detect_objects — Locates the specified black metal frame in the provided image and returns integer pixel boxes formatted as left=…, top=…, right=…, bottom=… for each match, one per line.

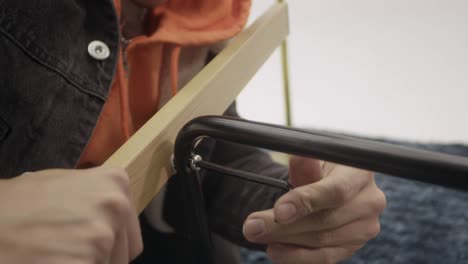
left=173, top=115, right=468, bottom=263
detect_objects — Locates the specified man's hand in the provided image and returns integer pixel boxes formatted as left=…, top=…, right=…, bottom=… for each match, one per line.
left=0, top=167, right=142, bottom=264
left=243, top=156, right=386, bottom=264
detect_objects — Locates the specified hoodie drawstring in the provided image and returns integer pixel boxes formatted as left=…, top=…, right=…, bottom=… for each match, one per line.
left=117, top=48, right=131, bottom=140
left=170, top=44, right=181, bottom=97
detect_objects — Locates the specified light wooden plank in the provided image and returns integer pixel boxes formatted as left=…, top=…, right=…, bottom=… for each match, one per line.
left=104, top=2, right=289, bottom=213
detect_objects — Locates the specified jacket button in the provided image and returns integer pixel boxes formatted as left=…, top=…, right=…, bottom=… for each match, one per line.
left=88, top=40, right=110, bottom=60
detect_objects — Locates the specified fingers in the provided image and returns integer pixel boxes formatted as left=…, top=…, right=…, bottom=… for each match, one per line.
left=244, top=160, right=384, bottom=264
left=243, top=183, right=386, bottom=242
left=100, top=167, right=143, bottom=262
left=91, top=167, right=143, bottom=262
left=286, top=184, right=385, bottom=235
left=243, top=208, right=275, bottom=240
left=274, top=166, right=373, bottom=224
left=90, top=167, right=132, bottom=197
left=127, top=192, right=143, bottom=260
left=108, top=230, right=129, bottom=264
left=273, top=218, right=380, bottom=248
left=9, top=167, right=143, bottom=264
left=245, top=213, right=380, bottom=247
left=289, top=156, right=322, bottom=187
left=267, top=244, right=362, bottom=264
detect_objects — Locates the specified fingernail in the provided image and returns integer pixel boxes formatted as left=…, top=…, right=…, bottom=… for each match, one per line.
left=276, top=203, right=297, bottom=222
left=243, top=219, right=265, bottom=237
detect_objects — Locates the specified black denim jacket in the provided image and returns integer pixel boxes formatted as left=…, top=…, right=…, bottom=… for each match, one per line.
left=0, top=0, right=119, bottom=177
left=0, top=0, right=288, bottom=255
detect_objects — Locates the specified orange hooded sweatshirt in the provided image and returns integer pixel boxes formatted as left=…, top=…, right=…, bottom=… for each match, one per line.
left=78, top=0, right=251, bottom=167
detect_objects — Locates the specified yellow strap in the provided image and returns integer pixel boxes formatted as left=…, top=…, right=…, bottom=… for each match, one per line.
left=278, top=0, right=293, bottom=127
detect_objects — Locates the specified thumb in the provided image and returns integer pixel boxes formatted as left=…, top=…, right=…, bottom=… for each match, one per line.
left=288, top=156, right=322, bottom=187
left=271, top=157, right=322, bottom=224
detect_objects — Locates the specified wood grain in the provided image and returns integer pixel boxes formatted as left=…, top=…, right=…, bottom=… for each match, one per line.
left=104, top=2, right=289, bottom=213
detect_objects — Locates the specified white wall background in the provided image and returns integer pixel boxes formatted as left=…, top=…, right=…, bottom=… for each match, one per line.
left=237, top=0, right=468, bottom=143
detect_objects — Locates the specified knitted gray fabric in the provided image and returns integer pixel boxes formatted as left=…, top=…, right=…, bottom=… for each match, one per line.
left=241, top=144, right=468, bottom=264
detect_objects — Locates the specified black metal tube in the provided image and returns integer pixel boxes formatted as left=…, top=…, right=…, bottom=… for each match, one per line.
left=175, top=116, right=468, bottom=192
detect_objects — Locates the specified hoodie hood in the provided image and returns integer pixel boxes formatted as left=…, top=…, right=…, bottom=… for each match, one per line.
left=77, top=0, right=252, bottom=167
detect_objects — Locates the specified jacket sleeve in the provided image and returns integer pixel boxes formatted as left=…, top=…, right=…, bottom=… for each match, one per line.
left=201, top=102, right=290, bottom=249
